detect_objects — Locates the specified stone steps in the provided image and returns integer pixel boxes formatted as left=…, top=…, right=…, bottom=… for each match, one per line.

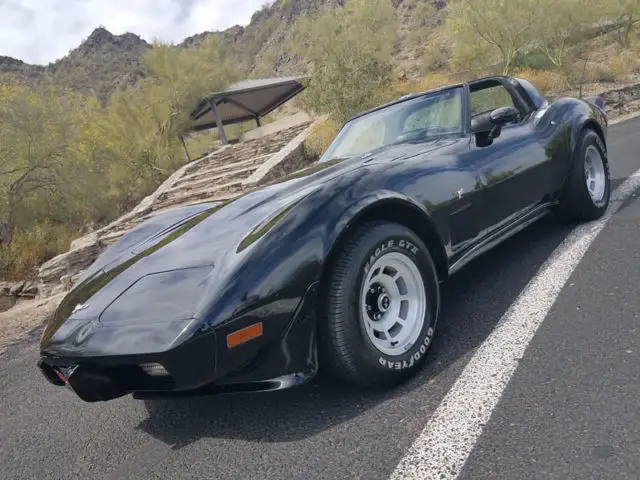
left=182, top=126, right=307, bottom=177
left=171, top=165, right=259, bottom=192
left=153, top=181, right=244, bottom=211
left=173, top=155, right=270, bottom=187
left=186, top=142, right=284, bottom=175
left=154, top=192, right=244, bottom=213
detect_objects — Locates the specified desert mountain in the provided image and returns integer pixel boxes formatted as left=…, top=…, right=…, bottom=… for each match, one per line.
left=0, top=0, right=430, bottom=100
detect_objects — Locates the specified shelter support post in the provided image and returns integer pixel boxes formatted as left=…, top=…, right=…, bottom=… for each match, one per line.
left=208, top=99, right=228, bottom=145
left=178, top=135, right=191, bottom=163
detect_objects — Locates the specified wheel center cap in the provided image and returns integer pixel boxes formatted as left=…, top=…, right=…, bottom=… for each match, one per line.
left=377, top=294, right=391, bottom=313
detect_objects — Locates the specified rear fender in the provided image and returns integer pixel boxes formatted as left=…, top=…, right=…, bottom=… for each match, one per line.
left=584, top=95, right=605, bottom=113
left=546, top=98, right=608, bottom=191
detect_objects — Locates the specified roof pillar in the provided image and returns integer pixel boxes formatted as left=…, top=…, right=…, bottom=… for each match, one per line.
left=208, top=99, right=228, bottom=145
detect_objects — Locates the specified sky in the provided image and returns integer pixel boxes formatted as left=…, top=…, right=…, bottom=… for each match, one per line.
left=0, top=0, right=272, bottom=65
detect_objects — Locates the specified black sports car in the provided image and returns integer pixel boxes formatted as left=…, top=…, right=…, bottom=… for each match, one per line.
left=38, top=75, right=610, bottom=402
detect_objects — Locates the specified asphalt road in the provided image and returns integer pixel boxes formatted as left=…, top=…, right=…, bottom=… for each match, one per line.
left=1, top=117, right=639, bottom=480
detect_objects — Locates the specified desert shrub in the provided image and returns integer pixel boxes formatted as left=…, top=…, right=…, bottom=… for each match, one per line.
left=379, top=72, right=458, bottom=101
left=512, top=52, right=557, bottom=71
left=291, top=0, right=398, bottom=125
left=415, top=72, right=459, bottom=91
left=610, top=54, right=634, bottom=78
left=513, top=68, right=570, bottom=94
left=0, top=38, right=238, bottom=281
left=445, top=0, right=547, bottom=74
left=586, top=63, right=618, bottom=83
left=0, top=223, right=74, bottom=280
left=577, top=50, right=637, bottom=84
left=304, top=118, right=341, bottom=158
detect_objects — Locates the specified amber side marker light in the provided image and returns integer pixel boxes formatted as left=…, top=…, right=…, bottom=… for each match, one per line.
left=227, top=322, right=264, bottom=348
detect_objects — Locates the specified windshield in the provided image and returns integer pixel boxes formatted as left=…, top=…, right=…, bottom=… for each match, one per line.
left=320, top=86, right=464, bottom=162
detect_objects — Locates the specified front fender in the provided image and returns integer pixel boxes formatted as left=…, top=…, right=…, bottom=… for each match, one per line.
left=323, top=190, right=444, bottom=268
left=330, top=190, right=434, bottom=242
left=194, top=175, right=446, bottom=344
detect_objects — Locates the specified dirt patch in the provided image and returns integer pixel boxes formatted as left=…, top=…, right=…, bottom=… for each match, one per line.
left=0, top=293, right=65, bottom=356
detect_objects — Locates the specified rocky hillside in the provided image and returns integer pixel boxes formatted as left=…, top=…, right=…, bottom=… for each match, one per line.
left=0, top=0, right=434, bottom=99
left=0, top=27, right=150, bottom=100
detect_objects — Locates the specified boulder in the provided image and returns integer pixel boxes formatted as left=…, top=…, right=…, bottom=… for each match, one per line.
left=38, top=233, right=103, bottom=287
left=9, top=281, right=24, bottom=296
left=20, top=281, right=38, bottom=298
left=60, top=274, right=73, bottom=291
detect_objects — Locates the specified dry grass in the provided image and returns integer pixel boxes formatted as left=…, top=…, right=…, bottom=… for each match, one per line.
left=573, top=39, right=640, bottom=85
left=0, top=224, right=75, bottom=281
left=304, top=118, right=341, bottom=158
left=512, top=68, right=570, bottom=95
left=387, top=72, right=459, bottom=97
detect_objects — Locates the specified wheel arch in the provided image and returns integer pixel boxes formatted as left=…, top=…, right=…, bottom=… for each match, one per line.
left=570, top=115, right=607, bottom=161
left=581, top=119, right=607, bottom=152
left=320, top=197, right=449, bottom=288
left=561, top=117, right=607, bottom=189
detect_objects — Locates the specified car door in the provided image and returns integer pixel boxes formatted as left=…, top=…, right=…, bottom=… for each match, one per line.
left=467, top=79, right=550, bottom=234
left=400, top=87, right=486, bottom=251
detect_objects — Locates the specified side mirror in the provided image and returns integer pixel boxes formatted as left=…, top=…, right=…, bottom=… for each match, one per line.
left=488, top=106, right=519, bottom=139
left=490, top=106, right=519, bottom=126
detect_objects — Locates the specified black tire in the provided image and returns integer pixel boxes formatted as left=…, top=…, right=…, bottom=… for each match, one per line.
left=318, top=221, right=440, bottom=388
left=557, top=129, right=610, bottom=221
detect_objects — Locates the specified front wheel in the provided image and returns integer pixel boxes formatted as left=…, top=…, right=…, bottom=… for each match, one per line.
left=318, top=222, right=440, bottom=388
left=557, top=129, right=611, bottom=221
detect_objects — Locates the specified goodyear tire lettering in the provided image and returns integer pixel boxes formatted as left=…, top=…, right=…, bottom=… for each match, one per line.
left=364, top=238, right=418, bottom=275
left=377, top=327, right=434, bottom=371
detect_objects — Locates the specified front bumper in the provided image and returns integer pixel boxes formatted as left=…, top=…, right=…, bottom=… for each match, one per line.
left=38, top=330, right=218, bottom=402
left=37, top=282, right=321, bottom=402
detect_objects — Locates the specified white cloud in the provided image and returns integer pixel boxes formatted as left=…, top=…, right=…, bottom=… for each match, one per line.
left=0, top=0, right=273, bottom=65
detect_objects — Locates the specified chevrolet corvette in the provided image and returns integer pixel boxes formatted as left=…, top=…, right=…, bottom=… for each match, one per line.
left=38, top=75, right=610, bottom=402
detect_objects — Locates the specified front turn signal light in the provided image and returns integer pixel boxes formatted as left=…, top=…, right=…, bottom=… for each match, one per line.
left=227, top=322, right=263, bottom=348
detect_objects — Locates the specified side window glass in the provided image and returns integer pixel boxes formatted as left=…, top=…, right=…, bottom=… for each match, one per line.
left=470, top=85, right=516, bottom=116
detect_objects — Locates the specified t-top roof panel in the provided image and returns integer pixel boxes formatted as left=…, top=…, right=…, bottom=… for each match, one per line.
left=190, top=76, right=308, bottom=132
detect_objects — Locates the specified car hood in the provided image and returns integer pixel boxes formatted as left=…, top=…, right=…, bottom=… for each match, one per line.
left=40, top=139, right=451, bottom=355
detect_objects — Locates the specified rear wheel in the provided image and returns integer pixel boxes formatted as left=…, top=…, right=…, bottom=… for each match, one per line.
left=318, top=222, right=440, bottom=388
left=557, top=129, right=610, bottom=221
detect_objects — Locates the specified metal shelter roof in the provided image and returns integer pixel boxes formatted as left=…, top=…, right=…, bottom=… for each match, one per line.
left=189, top=76, right=308, bottom=137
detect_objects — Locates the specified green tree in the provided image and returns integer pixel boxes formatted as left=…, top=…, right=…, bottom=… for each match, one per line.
left=0, top=80, right=79, bottom=242
left=292, top=0, right=398, bottom=125
left=446, top=0, right=545, bottom=74
left=604, top=0, right=640, bottom=47
left=537, top=0, right=599, bottom=68
left=142, top=36, right=240, bottom=140
left=0, top=36, right=245, bottom=279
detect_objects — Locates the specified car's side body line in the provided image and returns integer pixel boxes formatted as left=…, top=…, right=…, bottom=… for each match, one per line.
left=448, top=201, right=556, bottom=275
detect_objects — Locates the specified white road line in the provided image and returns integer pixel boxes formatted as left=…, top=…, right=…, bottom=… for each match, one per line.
left=390, top=169, right=640, bottom=480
